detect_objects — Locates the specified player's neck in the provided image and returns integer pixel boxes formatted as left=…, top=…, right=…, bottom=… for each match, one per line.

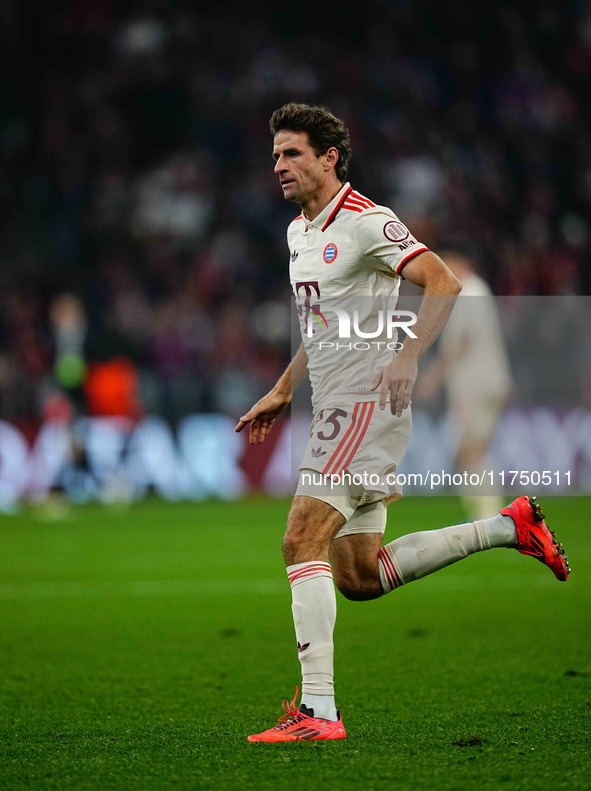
left=301, top=180, right=344, bottom=222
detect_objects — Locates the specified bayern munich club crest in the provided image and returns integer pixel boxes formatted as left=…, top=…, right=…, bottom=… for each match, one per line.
left=383, top=220, right=410, bottom=243
left=323, top=243, right=338, bottom=263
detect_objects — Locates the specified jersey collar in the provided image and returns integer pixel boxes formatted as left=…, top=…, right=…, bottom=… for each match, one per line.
left=305, top=182, right=352, bottom=232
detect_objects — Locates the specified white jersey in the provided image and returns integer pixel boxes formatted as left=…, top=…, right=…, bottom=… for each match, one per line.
left=288, top=182, right=429, bottom=411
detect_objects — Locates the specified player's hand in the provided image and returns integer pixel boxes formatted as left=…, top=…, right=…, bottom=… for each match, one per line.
left=371, top=357, right=418, bottom=417
left=234, top=390, right=291, bottom=445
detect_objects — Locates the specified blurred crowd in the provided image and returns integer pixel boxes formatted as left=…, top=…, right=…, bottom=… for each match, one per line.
left=1, top=1, right=590, bottom=428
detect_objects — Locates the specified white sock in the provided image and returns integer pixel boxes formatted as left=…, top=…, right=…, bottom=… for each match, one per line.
left=378, top=519, right=491, bottom=592
left=483, top=513, right=517, bottom=548
left=286, top=561, right=338, bottom=721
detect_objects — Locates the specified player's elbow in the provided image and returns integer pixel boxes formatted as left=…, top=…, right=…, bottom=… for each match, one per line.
left=431, top=268, right=462, bottom=297
left=434, top=252, right=463, bottom=295
left=447, top=271, right=463, bottom=296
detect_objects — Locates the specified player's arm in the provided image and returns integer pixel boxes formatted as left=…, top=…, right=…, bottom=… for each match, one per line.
left=234, top=343, right=309, bottom=445
left=371, top=250, right=462, bottom=416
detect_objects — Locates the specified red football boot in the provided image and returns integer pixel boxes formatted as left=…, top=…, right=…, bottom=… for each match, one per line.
left=248, top=686, right=346, bottom=742
left=501, top=495, right=570, bottom=581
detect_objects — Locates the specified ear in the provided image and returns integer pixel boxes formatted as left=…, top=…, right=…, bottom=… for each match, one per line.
left=323, top=146, right=339, bottom=171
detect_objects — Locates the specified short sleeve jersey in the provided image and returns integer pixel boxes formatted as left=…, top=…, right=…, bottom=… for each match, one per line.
left=288, top=182, right=429, bottom=411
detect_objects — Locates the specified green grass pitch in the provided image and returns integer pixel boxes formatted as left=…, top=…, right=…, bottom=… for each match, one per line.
left=0, top=495, right=589, bottom=790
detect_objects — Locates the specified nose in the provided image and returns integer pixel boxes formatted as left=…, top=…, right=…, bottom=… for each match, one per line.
left=274, top=156, right=285, bottom=174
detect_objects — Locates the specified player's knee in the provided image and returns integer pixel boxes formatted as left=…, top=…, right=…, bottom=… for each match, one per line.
left=282, top=498, right=340, bottom=564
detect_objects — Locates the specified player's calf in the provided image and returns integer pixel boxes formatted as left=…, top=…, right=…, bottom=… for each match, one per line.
left=330, top=533, right=384, bottom=600
left=333, top=571, right=383, bottom=601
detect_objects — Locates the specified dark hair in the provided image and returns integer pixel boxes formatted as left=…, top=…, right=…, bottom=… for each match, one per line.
left=269, top=102, right=352, bottom=182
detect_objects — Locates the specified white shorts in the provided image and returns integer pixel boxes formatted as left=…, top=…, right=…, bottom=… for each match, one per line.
left=295, top=400, right=412, bottom=526
left=296, top=472, right=390, bottom=538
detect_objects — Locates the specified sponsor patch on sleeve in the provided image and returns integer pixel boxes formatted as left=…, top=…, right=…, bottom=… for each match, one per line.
left=383, top=220, right=410, bottom=243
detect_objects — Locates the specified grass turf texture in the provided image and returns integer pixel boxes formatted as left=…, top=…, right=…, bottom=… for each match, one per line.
left=0, top=495, right=589, bottom=791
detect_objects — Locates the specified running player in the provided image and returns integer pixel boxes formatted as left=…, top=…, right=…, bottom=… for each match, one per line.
left=235, top=103, right=570, bottom=743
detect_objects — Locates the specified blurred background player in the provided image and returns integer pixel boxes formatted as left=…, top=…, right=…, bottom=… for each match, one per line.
left=417, top=248, right=513, bottom=519
left=40, top=293, right=144, bottom=508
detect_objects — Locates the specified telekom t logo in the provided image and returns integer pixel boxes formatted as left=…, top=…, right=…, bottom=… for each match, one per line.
left=295, top=281, right=327, bottom=336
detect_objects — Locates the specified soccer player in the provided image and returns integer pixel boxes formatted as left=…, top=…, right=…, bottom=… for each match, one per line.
left=235, top=103, right=569, bottom=743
